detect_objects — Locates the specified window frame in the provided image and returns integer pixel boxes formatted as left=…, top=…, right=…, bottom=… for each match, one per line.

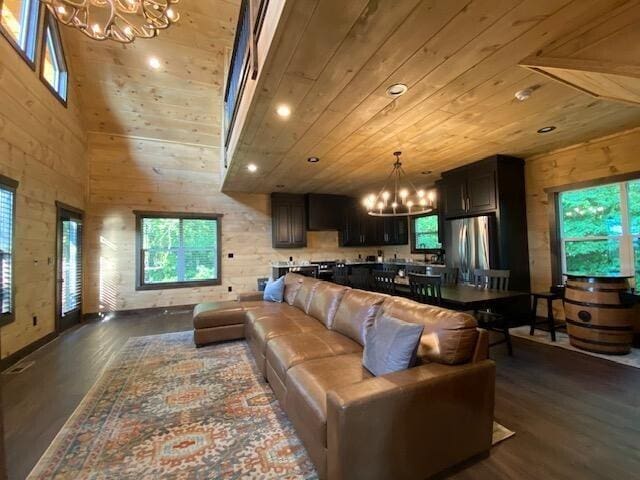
left=134, top=211, right=223, bottom=291
left=0, top=0, right=41, bottom=69
left=547, top=171, right=640, bottom=286
left=39, top=8, right=68, bottom=107
left=410, top=211, right=443, bottom=254
left=0, top=174, right=19, bottom=326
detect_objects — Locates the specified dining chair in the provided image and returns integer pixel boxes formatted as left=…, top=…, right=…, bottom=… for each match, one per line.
left=349, top=267, right=371, bottom=291
left=372, top=270, right=396, bottom=295
left=472, top=268, right=513, bottom=356
left=405, top=264, right=426, bottom=275
left=473, top=269, right=510, bottom=290
left=409, top=274, right=442, bottom=306
left=426, top=266, right=459, bottom=286
left=332, top=264, right=349, bottom=286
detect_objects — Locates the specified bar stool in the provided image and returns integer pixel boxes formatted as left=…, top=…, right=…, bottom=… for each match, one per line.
left=530, top=288, right=564, bottom=341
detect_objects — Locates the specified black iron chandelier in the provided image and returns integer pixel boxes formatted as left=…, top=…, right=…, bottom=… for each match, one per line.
left=362, top=151, right=435, bottom=217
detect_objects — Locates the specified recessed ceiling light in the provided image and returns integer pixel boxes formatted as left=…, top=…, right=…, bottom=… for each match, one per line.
left=276, top=104, right=291, bottom=118
left=307, top=157, right=320, bottom=163
left=421, top=170, right=432, bottom=175
left=537, top=126, right=556, bottom=134
left=247, top=163, right=258, bottom=172
left=515, top=88, right=533, bottom=101
left=386, top=83, right=408, bottom=98
left=276, top=184, right=285, bottom=188
left=148, top=56, right=161, bottom=70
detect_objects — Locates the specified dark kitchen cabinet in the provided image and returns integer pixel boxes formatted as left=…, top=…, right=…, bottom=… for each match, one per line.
left=439, top=160, right=497, bottom=219
left=271, top=193, right=307, bottom=248
left=340, top=199, right=408, bottom=247
left=306, top=194, right=347, bottom=231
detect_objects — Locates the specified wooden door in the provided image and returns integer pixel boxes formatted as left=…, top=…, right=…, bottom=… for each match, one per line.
left=56, top=204, right=84, bottom=333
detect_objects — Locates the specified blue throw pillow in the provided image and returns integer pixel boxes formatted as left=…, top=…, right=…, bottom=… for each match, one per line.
left=363, top=314, right=424, bottom=376
left=263, top=276, right=285, bottom=302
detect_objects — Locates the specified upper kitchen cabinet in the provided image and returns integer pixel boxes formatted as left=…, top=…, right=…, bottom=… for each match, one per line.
left=306, top=194, right=347, bottom=231
left=439, top=156, right=510, bottom=219
left=340, top=199, right=408, bottom=247
left=440, top=161, right=497, bottom=218
left=271, top=193, right=306, bottom=248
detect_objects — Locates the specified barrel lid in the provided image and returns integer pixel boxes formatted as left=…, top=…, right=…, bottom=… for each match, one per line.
left=564, top=273, right=633, bottom=283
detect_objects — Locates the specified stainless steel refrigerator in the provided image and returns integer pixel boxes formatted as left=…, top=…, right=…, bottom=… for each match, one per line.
left=446, top=215, right=495, bottom=284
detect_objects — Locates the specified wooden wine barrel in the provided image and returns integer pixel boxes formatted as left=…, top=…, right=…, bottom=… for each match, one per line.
left=564, top=274, right=635, bottom=355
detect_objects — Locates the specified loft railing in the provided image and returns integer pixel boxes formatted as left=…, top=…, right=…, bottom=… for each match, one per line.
left=223, top=0, right=269, bottom=165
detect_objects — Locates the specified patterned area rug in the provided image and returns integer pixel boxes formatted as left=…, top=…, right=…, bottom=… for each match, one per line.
left=29, top=331, right=514, bottom=479
left=28, top=332, right=317, bottom=479
left=510, top=326, right=640, bottom=369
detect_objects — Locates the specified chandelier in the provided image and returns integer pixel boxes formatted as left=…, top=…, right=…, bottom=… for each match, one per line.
left=362, top=151, right=435, bottom=217
left=41, top=0, right=180, bottom=43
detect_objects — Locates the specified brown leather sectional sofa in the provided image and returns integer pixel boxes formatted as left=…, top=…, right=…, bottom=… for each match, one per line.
left=193, top=273, right=495, bottom=480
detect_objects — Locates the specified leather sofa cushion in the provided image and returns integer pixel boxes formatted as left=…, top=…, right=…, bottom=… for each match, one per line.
left=307, top=282, right=349, bottom=328
left=332, top=289, right=386, bottom=345
left=267, top=330, right=362, bottom=386
left=378, top=297, right=478, bottom=365
left=286, top=353, right=373, bottom=448
left=249, top=315, right=325, bottom=356
left=244, top=302, right=300, bottom=326
left=193, top=301, right=245, bottom=329
left=292, top=277, right=320, bottom=313
left=284, top=273, right=305, bottom=305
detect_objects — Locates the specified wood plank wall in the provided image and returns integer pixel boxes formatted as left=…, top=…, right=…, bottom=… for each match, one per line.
left=0, top=39, right=87, bottom=359
left=85, top=132, right=374, bottom=313
left=525, top=127, right=640, bottom=318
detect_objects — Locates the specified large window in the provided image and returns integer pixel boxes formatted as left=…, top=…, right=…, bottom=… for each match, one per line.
left=0, top=175, right=18, bottom=325
left=135, top=212, right=222, bottom=290
left=559, top=179, right=640, bottom=286
left=411, top=213, right=441, bottom=253
left=0, top=0, right=40, bottom=66
left=40, top=10, right=67, bottom=104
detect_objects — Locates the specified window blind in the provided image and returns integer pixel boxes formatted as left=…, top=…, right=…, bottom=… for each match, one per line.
left=0, top=185, right=15, bottom=317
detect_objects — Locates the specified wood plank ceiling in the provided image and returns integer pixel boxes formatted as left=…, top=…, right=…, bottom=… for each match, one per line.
left=61, top=0, right=240, bottom=147
left=223, top=0, right=640, bottom=195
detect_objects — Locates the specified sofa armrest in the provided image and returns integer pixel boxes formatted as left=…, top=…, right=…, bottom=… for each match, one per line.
left=326, top=360, right=495, bottom=480
left=236, top=291, right=263, bottom=302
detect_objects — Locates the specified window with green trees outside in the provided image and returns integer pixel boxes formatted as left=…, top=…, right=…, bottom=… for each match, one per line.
left=136, top=212, right=221, bottom=289
left=413, top=214, right=441, bottom=251
left=559, top=179, right=640, bottom=287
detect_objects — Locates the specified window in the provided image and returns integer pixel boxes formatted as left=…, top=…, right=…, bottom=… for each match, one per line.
left=135, top=212, right=222, bottom=290
left=559, top=179, right=640, bottom=287
left=40, top=10, right=68, bottom=104
left=411, top=213, right=441, bottom=253
left=0, top=175, right=18, bottom=325
left=0, top=0, right=39, bottom=66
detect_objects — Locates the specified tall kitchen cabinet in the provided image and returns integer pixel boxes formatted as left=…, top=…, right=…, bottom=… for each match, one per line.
left=437, top=155, right=530, bottom=292
left=271, top=193, right=307, bottom=248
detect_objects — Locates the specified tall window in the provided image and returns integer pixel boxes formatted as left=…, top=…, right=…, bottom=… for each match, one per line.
left=0, top=0, right=39, bottom=65
left=559, top=179, right=640, bottom=286
left=135, top=212, right=222, bottom=290
left=411, top=213, right=441, bottom=253
left=0, top=175, right=18, bottom=325
left=40, top=11, right=67, bottom=103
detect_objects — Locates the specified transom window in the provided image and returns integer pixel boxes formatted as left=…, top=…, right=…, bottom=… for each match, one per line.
left=0, top=175, right=18, bottom=325
left=135, top=212, right=222, bottom=290
left=559, top=179, right=640, bottom=287
left=41, top=10, right=68, bottom=103
left=0, top=0, right=40, bottom=65
left=411, top=213, right=441, bottom=252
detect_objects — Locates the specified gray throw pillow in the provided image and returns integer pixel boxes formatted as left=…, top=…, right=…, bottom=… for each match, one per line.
left=363, top=314, right=424, bottom=376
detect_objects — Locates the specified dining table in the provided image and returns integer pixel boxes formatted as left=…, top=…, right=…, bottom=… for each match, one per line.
left=394, top=275, right=530, bottom=311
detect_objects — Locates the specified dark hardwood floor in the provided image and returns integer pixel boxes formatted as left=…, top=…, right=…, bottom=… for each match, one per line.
left=2, top=310, right=639, bottom=480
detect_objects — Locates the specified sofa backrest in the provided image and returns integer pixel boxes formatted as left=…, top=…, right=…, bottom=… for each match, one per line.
left=332, top=289, right=386, bottom=345
left=377, top=297, right=479, bottom=365
left=292, top=277, right=320, bottom=313
left=283, top=273, right=305, bottom=305
left=307, top=281, right=349, bottom=328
